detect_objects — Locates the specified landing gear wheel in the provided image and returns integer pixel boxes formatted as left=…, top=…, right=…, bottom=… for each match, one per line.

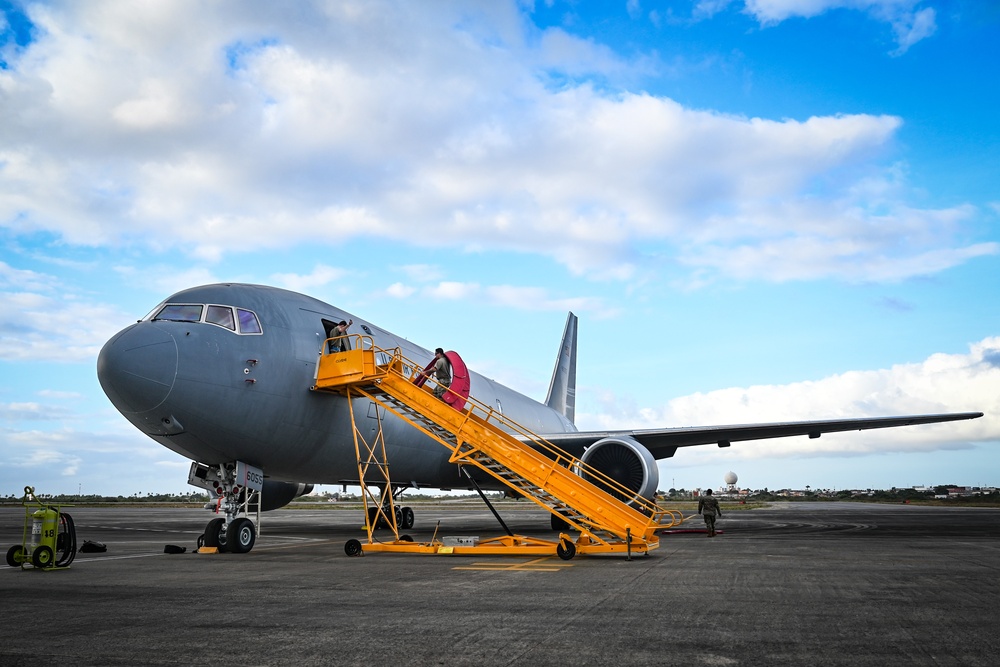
left=368, top=507, right=391, bottom=530
left=226, top=518, right=256, bottom=554
left=203, top=518, right=229, bottom=552
left=345, top=539, right=363, bottom=557
left=32, top=545, right=54, bottom=568
left=401, top=506, right=415, bottom=529
left=551, top=513, right=570, bottom=531
left=556, top=538, right=576, bottom=561
left=6, top=545, right=25, bottom=567
left=196, top=534, right=204, bottom=549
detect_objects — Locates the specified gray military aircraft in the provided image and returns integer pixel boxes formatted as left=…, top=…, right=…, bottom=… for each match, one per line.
left=96, top=283, right=983, bottom=553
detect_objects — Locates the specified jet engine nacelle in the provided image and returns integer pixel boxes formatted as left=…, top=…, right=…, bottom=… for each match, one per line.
left=579, top=436, right=659, bottom=504
left=257, top=481, right=314, bottom=511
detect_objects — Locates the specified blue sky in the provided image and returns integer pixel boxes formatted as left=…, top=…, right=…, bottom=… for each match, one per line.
left=1, top=0, right=997, bottom=497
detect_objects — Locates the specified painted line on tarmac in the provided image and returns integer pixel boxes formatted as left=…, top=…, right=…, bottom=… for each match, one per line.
left=453, top=557, right=574, bottom=572
left=250, top=538, right=339, bottom=552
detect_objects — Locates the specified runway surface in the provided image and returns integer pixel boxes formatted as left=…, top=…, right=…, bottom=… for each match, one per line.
left=1, top=501, right=998, bottom=666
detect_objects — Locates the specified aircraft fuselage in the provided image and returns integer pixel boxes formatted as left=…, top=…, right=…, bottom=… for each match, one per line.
left=97, top=283, right=576, bottom=490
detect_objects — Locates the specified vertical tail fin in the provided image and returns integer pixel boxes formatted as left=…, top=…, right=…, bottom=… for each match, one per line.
left=545, top=312, right=578, bottom=424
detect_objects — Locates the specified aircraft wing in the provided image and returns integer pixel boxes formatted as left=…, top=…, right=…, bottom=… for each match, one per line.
left=539, top=412, right=984, bottom=460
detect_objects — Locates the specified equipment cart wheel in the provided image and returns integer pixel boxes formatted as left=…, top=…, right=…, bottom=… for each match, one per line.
left=556, top=538, right=576, bottom=561
left=345, top=539, right=363, bottom=557
left=6, top=544, right=25, bottom=567
left=226, top=517, right=256, bottom=554
left=32, top=545, right=54, bottom=568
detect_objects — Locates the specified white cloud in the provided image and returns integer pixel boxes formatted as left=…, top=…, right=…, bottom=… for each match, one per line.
left=0, top=1, right=976, bottom=287
left=425, top=281, right=481, bottom=300
left=112, top=265, right=222, bottom=298
left=385, top=282, right=418, bottom=299
left=582, top=336, right=1000, bottom=459
left=271, top=264, right=349, bottom=291
left=484, top=285, right=611, bottom=314
left=0, top=402, right=49, bottom=420
left=742, top=1, right=937, bottom=54
left=382, top=279, right=613, bottom=315
left=0, top=261, right=59, bottom=291
left=694, top=0, right=736, bottom=19
left=0, top=290, right=128, bottom=361
left=889, top=6, right=936, bottom=56
left=398, top=264, right=445, bottom=283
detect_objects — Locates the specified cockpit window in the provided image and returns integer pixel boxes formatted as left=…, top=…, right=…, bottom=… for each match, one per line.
left=149, top=302, right=262, bottom=335
left=237, top=309, right=262, bottom=334
left=206, top=305, right=236, bottom=331
left=153, top=304, right=204, bottom=322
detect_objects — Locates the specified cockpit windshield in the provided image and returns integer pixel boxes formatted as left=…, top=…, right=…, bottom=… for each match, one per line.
left=150, top=303, right=263, bottom=335
left=154, top=304, right=203, bottom=323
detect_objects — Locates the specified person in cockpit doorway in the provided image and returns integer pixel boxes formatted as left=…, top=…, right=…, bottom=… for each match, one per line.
left=697, top=488, right=722, bottom=537
left=425, top=347, right=452, bottom=399
left=329, top=319, right=353, bottom=353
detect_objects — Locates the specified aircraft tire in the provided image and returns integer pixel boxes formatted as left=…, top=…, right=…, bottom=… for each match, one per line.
left=345, top=539, right=363, bottom=557
left=368, top=507, right=390, bottom=530
left=551, top=513, right=570, bottom=531
left=401, top=506, right=414, bottom=529
left=203, top=518, right=229, bottom=551
left=226, top=518, right=256, bottom=554
left=6, top=544, right=24, bottom=567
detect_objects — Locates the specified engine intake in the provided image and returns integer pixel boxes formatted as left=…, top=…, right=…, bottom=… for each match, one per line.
left=579, top=436, right=659, bottom=504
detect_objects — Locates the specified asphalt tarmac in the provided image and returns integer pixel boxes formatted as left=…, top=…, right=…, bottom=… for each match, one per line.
left=1, top=501, right=997, bottom=666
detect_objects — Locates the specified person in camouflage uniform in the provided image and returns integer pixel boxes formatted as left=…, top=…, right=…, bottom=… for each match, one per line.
left=697, top=488, right=722, bottom=537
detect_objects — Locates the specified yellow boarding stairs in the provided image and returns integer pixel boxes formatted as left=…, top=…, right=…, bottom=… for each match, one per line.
left=311, top=335, right=684, bottom=559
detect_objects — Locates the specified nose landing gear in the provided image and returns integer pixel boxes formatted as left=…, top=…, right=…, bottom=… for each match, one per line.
left=190, top=462, right=261, bottom=554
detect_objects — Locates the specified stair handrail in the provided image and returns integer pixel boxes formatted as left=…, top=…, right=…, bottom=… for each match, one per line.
left=367, top=345, right=671, bottom=527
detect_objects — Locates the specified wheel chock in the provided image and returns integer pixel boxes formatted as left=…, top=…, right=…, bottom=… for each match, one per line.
left=196, top=546, right=219, bottom=554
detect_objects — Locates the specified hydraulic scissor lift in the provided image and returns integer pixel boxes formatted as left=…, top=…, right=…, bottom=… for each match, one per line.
left=311, top=336, right=684, bottom=559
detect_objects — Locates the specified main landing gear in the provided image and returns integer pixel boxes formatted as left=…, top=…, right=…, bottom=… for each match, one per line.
left=366, top=486, right=415, bottom=530
left=367, top=505, right=415, bottom=530
left=189, top=461, right=261, bottom=554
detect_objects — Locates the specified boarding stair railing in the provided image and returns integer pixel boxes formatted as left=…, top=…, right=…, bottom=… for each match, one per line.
left=311, top=336, right=680, bottom=554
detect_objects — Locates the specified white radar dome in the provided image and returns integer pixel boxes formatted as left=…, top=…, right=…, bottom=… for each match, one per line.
left=724, top=471, right=738, bottom=485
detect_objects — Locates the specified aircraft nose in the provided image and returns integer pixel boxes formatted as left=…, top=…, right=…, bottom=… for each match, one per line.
left=97, top=323, right=178, bottom=413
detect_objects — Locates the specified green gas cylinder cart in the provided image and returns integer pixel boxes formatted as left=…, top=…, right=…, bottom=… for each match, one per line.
left=5, top=486, right=77, bottom=570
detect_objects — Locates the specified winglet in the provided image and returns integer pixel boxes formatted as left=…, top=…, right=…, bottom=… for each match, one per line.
left=545, top=312, right=578, bottom=424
